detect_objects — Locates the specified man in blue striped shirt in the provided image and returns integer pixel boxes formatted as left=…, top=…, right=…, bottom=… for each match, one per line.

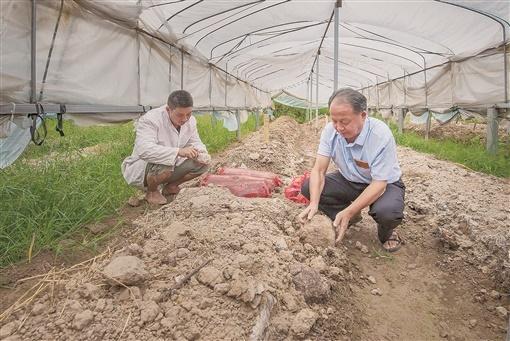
left=298, top=88, right=405, bottom=252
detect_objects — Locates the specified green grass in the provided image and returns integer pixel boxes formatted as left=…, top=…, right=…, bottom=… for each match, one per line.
left=384, top=119, right=510, bottom=178
left=196, top=112, right=259, bottom=153
left=274, top=101, right=328, bottom=123
left=0, top=113, right=260, bottom=267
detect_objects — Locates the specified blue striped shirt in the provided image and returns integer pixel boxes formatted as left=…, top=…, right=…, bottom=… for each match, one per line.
left=317, top=117, right=401, bottom=184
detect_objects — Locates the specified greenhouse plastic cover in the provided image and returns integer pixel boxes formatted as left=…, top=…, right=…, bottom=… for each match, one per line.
left=1, top=0, right=508, bottom=116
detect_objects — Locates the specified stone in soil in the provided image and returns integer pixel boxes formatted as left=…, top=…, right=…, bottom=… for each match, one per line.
left=292, top=266, right=331, bottom=303
left=299, top=215, right=335, bottom=248
left=72, top=310, right=94, bottom=330
left=291, top=308, right=318, bottom=338
left=495, top=306, right=508, bottom=318
left=370, top=288, right=382, bottom=296
left=197, top=266, right=223, bottom=287
left=102, top=255, right=148, bottom=286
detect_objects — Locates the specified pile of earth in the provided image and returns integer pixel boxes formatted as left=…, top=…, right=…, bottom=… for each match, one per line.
left=0, top=185, right=364, bottom=341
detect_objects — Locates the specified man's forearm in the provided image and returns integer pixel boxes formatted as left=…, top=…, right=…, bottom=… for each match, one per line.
left=309, top=168, right=325, bottom=207
left=346, top=181, right=386, bottom=214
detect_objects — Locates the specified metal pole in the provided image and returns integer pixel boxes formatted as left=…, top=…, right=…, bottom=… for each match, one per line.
left=424, top=59, right=428, bottom=108
left=30, top=0, right=36, bottom=103
left=136, top=27, right=141, bottom=106
left=225, top=62, right=228, bottom=107
left=208, top=66, right=212, bottom=107
left=403, top=70, right=407, bottom=107
left=309, top=78, right=313, bottom=122
left=306, top=78, right=309, bottom=121
left=503, top=31, right=508, bottom=104
left=486, top=107, right=498, bottom=154
left=425, top=110, right=432, bottom=140
left=315, top=52, right=320, bottom=123
left=235, top=110, right=241, bottom=141
left=398, top=108, right=405, bottom=134
left=255, top=110, right=259, bottom=130
left=169, top=46, right=172, bottom=92
left=376, top=77, right=380, bottom=111
left=333, top=2, right=340, bottom=91
left=180, top=49, right=184, bottom=90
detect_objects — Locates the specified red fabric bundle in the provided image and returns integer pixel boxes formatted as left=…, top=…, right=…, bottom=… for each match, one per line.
left=284, top=171, right=310, bottom=204
left=217, top=167, right=283, bottom=187
left=201, top=174, right=271, bottom=198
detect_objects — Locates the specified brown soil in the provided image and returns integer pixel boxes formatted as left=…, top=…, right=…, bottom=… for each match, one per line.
left=406, top=119, right=509, bottom=145
left=1, top=116, right=508, bottom=341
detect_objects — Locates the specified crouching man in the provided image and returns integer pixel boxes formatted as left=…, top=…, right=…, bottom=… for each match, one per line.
left=122, top=90, right=210, bottom=205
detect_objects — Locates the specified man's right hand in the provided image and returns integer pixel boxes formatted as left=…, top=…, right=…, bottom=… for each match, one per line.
left=298, top=204, right=318, bottom=224
left=178, top=147, right=199, bottom=159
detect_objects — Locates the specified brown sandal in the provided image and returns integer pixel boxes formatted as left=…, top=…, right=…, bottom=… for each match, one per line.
left=382, top=232, right=404, bottom=253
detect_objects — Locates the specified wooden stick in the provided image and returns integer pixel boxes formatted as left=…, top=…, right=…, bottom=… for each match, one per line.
left=249, top=293, right=276, bottom=341
left=161, top=259, right=211, bottom=301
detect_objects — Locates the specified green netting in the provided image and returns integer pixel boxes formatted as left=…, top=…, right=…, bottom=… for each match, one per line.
left=272, top=91, right=327, bottom=110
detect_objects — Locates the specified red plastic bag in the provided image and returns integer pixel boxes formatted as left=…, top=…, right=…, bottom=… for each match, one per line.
left=201, top=174, right=271, bottom=198
left=217, top=167, right=282, bottom=187
left=284, top=171, right=310, bottom=204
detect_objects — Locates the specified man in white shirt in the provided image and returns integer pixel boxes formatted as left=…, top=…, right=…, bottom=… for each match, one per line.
left=298, top=88, right=405, bottom=252
left=122, top=90, right=210, bottom=205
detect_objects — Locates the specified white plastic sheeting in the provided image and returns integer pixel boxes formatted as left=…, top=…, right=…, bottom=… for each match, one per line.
left=0, top=0, right=508, bottom=112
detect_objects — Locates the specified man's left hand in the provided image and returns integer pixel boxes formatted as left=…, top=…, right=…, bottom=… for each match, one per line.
left=333, top=209, right=353, bottom=244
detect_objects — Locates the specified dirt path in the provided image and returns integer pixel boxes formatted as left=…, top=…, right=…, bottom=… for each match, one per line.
left=1, top=116, right=508, bottom=341
left=293, top=118, right=509, bottom=340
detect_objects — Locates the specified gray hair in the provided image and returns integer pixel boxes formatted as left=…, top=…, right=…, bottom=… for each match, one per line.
left=167, top=90, right=193, bottom=109
left=328, top=88, right=367, bottom=114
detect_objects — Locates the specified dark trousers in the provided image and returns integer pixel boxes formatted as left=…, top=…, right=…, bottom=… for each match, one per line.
left=301, top=171, right=405, bottom=243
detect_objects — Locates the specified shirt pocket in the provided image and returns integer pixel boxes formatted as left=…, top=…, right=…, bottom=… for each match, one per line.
left=354, top=159, right=371, bottom=177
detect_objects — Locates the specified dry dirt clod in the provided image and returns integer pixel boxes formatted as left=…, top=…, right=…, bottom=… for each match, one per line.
left=370, top=288, right=382, bottom=296
left=291, top=308, right=318, bottom=338
left=140, top=301, right=160, bottom=324
left=102, top=255, right=148, bottom=286
left=292, top=266, right=331, bottom=303
left=72, top=310, right=94, bottom=330
left=0, top=321, right=18, bottom=338
left=299, top=215, right=335, bottom=248
left=495, top=306, right=508, bottom=318
left=197, top=266, right=223, bottom=287
left=438, top=321, right=449, bottom=338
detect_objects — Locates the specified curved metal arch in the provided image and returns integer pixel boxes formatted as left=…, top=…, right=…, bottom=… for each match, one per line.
left=341, top=42, right=423, bottom=69
left=245, top=64, right=273, bottom=79
left=343, top=22, right=455, bottom=56
left=149, top=0, right=185, bottom=9
left=341, top=23, right=451, bottom=59
left=183, top=1, right=264, bottom=34
left=213, top=22, right=328, bottom=63
left=157, top=0, right=204, bottom=30
left=251, top=68, right=284, bottom=82
left=209, top=20, right=314, bottom=59
left=195, top=0, right=292, bottom=48
left=178, top=2, right=262, bottom=42
left=315, top=70, right=365, bottom=88
left=321, top=56, right=381, bottom=83
left=322, top=54, right=386, bottom=79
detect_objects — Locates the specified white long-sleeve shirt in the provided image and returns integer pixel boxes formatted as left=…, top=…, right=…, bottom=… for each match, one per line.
left=121, top=105, right=207, bottom=188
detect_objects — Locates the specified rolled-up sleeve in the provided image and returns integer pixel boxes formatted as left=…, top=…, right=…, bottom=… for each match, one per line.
left=317, top=124, right=334, bottom=157
left=136, top=117, right=179, bottom=166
